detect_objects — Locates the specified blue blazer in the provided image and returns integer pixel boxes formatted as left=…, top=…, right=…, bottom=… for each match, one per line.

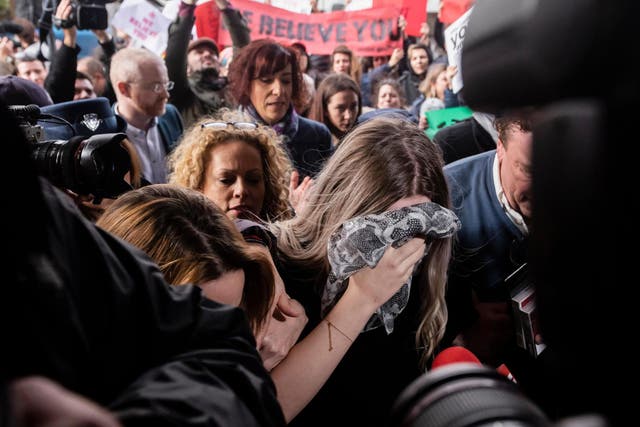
left=444, top=150, right=527, bottom=300
left=157, top=103, right=184, bottom=154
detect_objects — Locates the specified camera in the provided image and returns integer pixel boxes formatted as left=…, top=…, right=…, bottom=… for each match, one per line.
left=388, top=363, right=607, bottom=427
left=10, top=104, right=133, bottom=202
left=53, top=0, right=111, bottom=30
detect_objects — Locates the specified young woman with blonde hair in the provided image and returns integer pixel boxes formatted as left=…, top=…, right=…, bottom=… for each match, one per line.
left=266, top=116, right=460, bottom=425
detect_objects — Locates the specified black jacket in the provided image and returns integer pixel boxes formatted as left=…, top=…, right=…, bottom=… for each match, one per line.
left=0, top=100, right=285, bottom=427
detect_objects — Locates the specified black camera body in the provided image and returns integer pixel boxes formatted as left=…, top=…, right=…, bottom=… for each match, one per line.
left=10, top=105, right=132, bottom=202
left=55, top=0, right=109, bottom=30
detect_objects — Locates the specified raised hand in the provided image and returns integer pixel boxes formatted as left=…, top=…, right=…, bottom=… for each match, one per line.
left=288, top=170, right=314, bottom=215
left=348, top=237, right=426, bottom=310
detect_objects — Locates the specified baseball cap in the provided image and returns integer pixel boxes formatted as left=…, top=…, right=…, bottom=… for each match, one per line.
left=0, top=75, right=53, bottom=107
left=188, top=37, right=219, bottom=56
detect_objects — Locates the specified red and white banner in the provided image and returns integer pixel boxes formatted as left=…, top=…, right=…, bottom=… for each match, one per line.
left=195, top=0, right=403, bottom=56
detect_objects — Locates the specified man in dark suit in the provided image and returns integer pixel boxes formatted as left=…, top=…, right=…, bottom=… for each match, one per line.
left=110, top=46, right=183, bottom=184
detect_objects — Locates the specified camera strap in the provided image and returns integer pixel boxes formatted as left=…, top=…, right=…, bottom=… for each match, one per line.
left=36, top=0, right=58, bottom=62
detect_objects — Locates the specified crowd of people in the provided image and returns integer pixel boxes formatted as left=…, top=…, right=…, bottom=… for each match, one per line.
left=1, top=0, right=608, bottom=426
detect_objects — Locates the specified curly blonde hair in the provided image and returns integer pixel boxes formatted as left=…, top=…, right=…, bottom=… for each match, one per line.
left=168, top=110, right=294, bottom=221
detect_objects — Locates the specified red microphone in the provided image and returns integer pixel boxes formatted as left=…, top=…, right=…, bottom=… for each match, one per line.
left=431, top=347, right=517, bottom=383
left=431, top=346, right=481, bottom=370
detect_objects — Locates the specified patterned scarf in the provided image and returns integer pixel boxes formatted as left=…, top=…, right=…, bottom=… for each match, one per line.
left=243, top=104, right=299, bottom=143
left=322, top=202, right=461, bottom=335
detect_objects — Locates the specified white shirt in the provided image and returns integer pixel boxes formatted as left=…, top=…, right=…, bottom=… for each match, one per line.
left=493, top=153, right=528, bottom=235
left=114, top=104, right=168, bottom=184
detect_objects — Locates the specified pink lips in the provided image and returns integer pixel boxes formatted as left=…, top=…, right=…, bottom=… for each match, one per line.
left=228, top=205, right=254, bottom=219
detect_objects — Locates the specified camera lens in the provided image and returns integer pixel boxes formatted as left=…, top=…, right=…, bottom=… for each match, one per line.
left=30, top=138, right=81, bottom=193
left=389, top=363, right=550, bottom=427
left=30, top=133, right=132, bottom=200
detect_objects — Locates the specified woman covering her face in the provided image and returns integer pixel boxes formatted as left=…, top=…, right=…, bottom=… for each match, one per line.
left=262, top=116, right=460, bottom=424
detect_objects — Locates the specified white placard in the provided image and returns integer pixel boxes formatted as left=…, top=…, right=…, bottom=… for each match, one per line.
left=112, top=0, right=172, bottom=56
left=444, top=6, right=473, bottom=94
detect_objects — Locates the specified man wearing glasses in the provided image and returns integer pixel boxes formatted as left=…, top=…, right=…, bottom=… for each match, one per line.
left=110, top=47, right=184, bottom=184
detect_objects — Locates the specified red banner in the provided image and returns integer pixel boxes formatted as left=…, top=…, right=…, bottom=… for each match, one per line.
left=195, top=0, right=403, bottom=56
left=437, top=0, right=475, bottom=25
left=375, top=0, right=427, bottom=37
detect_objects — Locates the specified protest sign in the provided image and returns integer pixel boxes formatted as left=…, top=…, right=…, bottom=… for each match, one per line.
left=196, top=0, right=402, bottom=56
left=112, top=0, right=171, bottom=56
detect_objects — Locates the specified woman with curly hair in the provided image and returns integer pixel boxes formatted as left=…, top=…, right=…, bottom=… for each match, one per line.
left=168, top=110, right=309, bottom=374
left=168, top=110, right=295, bottom=222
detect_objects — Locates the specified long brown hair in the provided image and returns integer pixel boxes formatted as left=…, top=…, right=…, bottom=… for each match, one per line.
left=308, top=73, right=362, bottom=140
left=97, top=184, right=275, bottom=332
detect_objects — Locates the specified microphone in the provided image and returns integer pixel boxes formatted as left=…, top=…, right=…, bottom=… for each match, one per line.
left=432, top=346, right=517, bottom=383
left=431, top=346, right=481, bottom=370
left=8, top=104, right=41, bottom=116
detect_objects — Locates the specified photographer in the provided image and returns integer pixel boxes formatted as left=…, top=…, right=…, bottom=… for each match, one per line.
left=45, top=0, right=117, bottom=103
left=1, top=98, right=287, bottom=427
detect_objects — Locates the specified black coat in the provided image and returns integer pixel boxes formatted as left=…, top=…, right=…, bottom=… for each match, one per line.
left=1, top=100, right=285, bottom=427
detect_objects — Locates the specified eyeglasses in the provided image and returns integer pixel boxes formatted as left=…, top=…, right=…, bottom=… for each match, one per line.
left=128, top=81, right=174, bottom=93
left=200, top=121, right=258, bottom=130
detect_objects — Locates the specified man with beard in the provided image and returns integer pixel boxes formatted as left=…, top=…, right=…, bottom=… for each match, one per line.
left=110, top=47, right=184, bottom=184
left=165, top=0, right=250, bottom=128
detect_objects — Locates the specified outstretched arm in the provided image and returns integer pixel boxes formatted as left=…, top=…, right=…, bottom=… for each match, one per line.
left=216, top=0, right=251, bottom=52
left=165, top=1, right=196, bottom=110
left=271, top=238, right=427, bottom=421
left=45, top=0, right=78, bottom=103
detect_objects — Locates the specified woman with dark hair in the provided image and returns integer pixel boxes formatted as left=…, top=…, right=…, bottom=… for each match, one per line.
left=228, top=38, right=333, bottom=179
left=307, top=73, right=362, bottom=146
left=398, top=43, right=432, bottom=105
left=289, top=42, right=315, bottom=116
left=372, top=77, right=407, bottom=110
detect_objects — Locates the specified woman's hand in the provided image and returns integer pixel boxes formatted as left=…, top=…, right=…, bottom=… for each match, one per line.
left=288, top=170, right=314, bottom=215
left=257, top=292, right=307, bottom=371
left=388, top=47, right=404, bottom=68
left=348, top=237, right=426, bottom=310
left=252, top=243, right=308, bottom=371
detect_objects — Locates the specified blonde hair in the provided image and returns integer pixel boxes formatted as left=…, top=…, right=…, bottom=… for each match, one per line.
left=418, top=63, right=447, bottom=99
left=269, top=116, right=453, bottom=367
left=168, top=110, right=294, bottom=221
